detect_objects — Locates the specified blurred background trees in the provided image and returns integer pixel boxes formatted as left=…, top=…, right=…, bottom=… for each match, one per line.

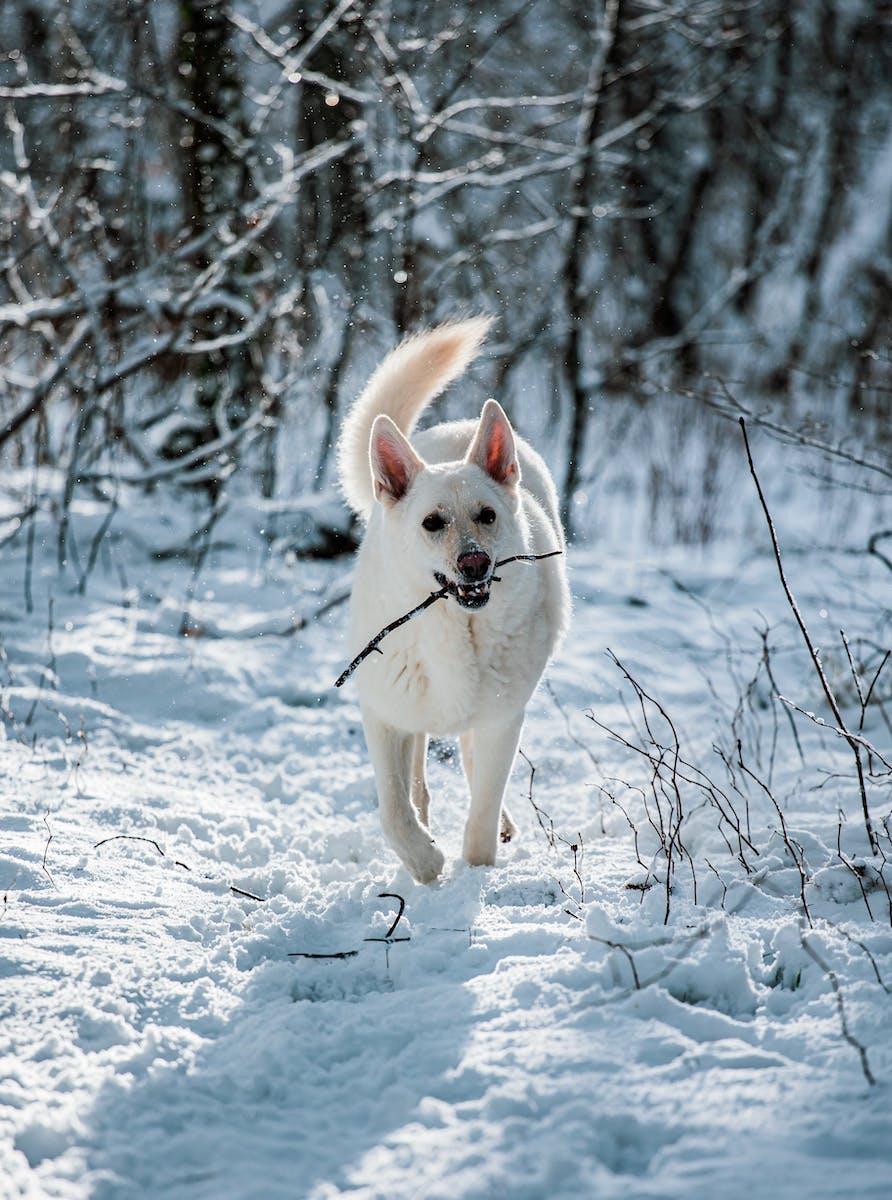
left=1, top=0, right=889, bottom=549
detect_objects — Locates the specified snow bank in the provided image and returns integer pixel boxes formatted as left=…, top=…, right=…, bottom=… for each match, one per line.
left=1, top=474, right=891, bottom=1200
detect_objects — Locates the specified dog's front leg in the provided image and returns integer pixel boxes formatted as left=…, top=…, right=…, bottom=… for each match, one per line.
left=462, top=713, right=524, bottom=867
left=411, top=733, right=431, bottom=827
left=362, top=709, right=445, bottom=883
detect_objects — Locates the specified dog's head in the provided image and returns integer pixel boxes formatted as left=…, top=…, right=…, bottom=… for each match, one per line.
left=370, top=400, right=521, bottom=611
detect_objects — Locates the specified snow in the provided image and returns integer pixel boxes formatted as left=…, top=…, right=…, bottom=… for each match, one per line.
left=2, top=452, right=891, bottom=1200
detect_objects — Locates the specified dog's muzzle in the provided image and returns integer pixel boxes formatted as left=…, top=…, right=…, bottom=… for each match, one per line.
left=434, top=572, right=493, bottom=609
left=435, top=550, right=493, bottom=610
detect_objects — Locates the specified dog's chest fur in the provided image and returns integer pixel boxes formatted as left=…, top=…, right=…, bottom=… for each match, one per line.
left=351, top=576, right=551, bottom=735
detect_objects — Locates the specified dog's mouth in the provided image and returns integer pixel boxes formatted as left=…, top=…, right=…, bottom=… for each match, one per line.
left=434, top=571, right=492, bottom=610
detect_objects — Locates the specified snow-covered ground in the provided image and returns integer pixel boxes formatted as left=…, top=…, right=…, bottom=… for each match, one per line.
left=2, top=434, right=891, bottom=1200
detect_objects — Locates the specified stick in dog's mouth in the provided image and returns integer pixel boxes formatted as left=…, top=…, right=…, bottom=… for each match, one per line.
left=433, top=571, right=494, bottom=610
left=334, top=551, right=562, bottom=689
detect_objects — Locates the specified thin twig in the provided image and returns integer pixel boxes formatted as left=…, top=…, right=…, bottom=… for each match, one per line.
left=736, top=739, right=812, bottom=926
left=287, top=950, right=359, bottom=960
left=739, top=418, right=877, bottom=853
left=94, top=833, right=166, bottom=856
left=705, top=859, right=729, bottom=910
left=777, top=697, right=892, bottom=773
left=94, top=833, right=266, bottom=901
left=179, top=499, right=230, bottom=638
left=759, top=625, right=805, bottom=763
left=800, top=930, right=877, bottom=1087
left=837, top=817, right=875, bottom=921
left=41, top=815, right=55, bottom=888
left=520, top=748, right=588, bottom=917
left=335, top=586, right=448, bottom=688
left=545, top=679, right=601, bottom=768
left=229, top=885, right=266, bottom=903
left=861, top=651, right=891, bottom=731
left=587, top=935, right=641, bottom=989
left=381, top=893, right=407, bottom=940
left=519, top=748, right=556, bottom=848
left=832, top=924, right=892, bottom=994
left=289, top=894, right=411, bottom=961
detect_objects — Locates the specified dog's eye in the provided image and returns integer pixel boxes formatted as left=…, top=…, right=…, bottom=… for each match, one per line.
left=422, top=513, right=447, bottom=533
left=477, top=507, right=497, bottom=526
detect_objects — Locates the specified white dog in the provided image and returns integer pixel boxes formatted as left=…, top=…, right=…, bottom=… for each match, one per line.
left=337, top=318, right=570, bottom=882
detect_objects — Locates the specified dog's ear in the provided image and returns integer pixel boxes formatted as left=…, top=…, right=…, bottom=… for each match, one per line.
left=466, top=399, right=520, bottom=487
left=370, top=415, right=425, bottom=505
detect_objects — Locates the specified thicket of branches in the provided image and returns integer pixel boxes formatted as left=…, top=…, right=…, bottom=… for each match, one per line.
left=1, top=0, right=890, bottom=545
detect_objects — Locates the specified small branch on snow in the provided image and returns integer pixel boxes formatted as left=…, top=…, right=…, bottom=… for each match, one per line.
left=734, top=738, right=813, bottom=927
left=839, top=634, right=891, bottom=785
left=375, top=892, right=407, bottom=941
left=289, top=893, right=411, bottom=962
left=41, top=815, right=56, bottom=889
left=93, top=833, right=265, bottom=900
left=334, top=550, right=562, bottom=688
left=589, top=924, right=715, bottom=995
left=229, top=885, right=267, bottom=902
left=587, top=935, right=641, bottom=989
left=831, top=923, right=892, bottom=994
left=288, top=949, right=359, bottom=960
left=363, top=890, right=412, bottom=960
left=704, top=859, right=729, bottom=910
left=799, top=929, right=877, bottom=1087
left=758, top=624, right=805, bottom=766
left=591, top=652, right=762, bottom=920
left=835, top=817, right=877, bottom=923
left=519, top=748, right=555, bottom=849
left=519, top=748, right=586, bottom=918
left=94, top=833, right=166, bottom=857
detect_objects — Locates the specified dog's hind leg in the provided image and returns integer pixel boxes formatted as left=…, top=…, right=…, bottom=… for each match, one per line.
left=362, top=709, right=445, bottom=883
left=500, top=805, right=518, bottom=844
left=411, top=733, right=431, bottom=827
left=462, top=714, right=524, bottom=867
left=462, top=730, right=516, bottom=844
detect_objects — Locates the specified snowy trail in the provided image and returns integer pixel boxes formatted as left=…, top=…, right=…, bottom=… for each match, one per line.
left=2, top=498, right=892, bottom=1199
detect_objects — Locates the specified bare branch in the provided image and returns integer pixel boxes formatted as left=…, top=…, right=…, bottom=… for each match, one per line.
left=800, top=930, right=877, bottom=1087
left=740, top=418, right=878, bottom=854
left=777, top=696, right=892, bottom=774
left=41, top=815, right=55, bottom=889
left=708, top=388, right=892, bottom=485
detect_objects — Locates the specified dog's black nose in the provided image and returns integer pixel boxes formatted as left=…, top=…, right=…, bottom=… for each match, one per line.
left=457, top=550, right=491, bottom=581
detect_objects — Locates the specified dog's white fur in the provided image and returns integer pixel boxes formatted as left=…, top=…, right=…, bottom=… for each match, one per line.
left=337, top=318, right=570, bottom=882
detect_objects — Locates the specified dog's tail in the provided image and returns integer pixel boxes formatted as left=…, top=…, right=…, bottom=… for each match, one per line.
left=337, top=316, right=492, bottom=519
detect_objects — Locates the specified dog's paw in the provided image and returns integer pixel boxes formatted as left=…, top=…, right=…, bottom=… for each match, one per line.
left=462, top=827, right=498, bottom=867
left=463, top=846, right=497, bottom=868
left=500, top=807, right=518, bottom=844
left=407, top=840, right=445, bottom=884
